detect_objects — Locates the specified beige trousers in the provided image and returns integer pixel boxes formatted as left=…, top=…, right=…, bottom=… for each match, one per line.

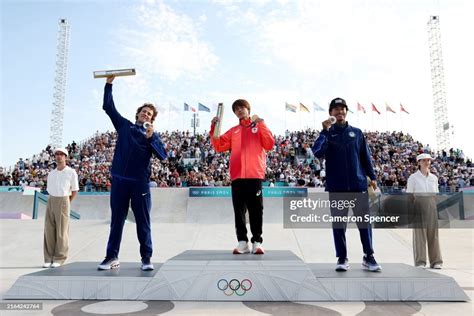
left=412, top=196, right=443, bottom=267
left=43, top=196, right=70, bottom=264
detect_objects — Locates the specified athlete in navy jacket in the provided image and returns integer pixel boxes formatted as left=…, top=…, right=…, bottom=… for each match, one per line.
left=312, top=97, right=381, bottom=272
left=98, top=76, right=167, bottom=271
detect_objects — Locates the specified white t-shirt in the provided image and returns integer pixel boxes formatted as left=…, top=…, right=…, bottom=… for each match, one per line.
left=47, top=166, right=79, bottom=197
left=406, top=170, right=439, bottom=193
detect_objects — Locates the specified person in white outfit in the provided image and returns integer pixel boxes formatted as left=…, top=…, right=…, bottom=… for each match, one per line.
left=43, top=148, right=79, bottom=268
left=406, top=153, right=443, bottom=269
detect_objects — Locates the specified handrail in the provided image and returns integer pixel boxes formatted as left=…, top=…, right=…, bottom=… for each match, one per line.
left=32, top=191, right=81, bottom=220
left=378, top=191, right=466, bottom=221
left=436, top=191, right=464, bottom=220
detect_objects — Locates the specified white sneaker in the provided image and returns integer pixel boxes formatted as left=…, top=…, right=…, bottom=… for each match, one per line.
left=431, top=263, right=443, bottom=269
left=233, top=241, right=250, bottom=254
left=42, top=262, right=51, bottom=268
left=98, top=257, right=120, bottom=270
left=415, top=264, right=426, bottom=268
left=141, top=258, right=154, bottom=271
left=50, top=262, right=61, bottom=268
left=252, top=242, right=264, bottom=254
left=335, top=258, right=349, bottom=271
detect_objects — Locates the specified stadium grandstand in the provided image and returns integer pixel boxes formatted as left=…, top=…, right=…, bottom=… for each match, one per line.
left=1, top=129, right=472, bottom=192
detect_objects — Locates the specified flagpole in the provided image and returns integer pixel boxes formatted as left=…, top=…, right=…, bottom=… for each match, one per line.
left=299, top=106, right=301, bottom=132
left=400, top=107, right=403, bottom=131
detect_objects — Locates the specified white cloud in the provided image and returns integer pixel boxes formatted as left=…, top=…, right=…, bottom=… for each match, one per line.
left=210, top=0, right=474, bottom=156
left=117, top=1, right=218, bottom=82
left=199, top=14, right=208, bottom=23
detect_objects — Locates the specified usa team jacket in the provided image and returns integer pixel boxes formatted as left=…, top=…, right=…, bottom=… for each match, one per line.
left=103, top=83, right=167, bottom=181
left=210, top=118, right=275, bottom=181
left=311, top=123, right=376, bottom=192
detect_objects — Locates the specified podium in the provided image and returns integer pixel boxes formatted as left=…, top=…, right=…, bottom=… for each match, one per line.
left=4, top=250, right=469, bottom=301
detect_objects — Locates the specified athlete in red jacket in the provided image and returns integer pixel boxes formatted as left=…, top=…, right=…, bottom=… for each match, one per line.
left=210, top=99, right=275, bottom=254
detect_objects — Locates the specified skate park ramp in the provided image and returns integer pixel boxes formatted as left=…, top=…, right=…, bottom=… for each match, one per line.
left=0, top=192, right=33, bottom=213
left=1, top=188, right=473, bottom=314
left=1, top=188, right=472, bottom=224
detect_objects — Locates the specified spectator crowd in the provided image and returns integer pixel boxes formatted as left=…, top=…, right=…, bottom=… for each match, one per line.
left=1, top=129, right=472, bottom=192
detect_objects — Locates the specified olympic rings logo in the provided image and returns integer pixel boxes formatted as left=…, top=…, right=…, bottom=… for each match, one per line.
left=217, top=278, right=252, bottom=296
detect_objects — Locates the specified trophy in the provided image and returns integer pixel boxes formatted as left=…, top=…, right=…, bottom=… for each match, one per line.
left=93, top=68, right=136, bottom=78
left=367, top=176, right=377, bottom=202
left=213, top=103, right=224, bottom=139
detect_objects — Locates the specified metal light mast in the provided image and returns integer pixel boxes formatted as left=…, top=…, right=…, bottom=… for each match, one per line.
left=427, top=16, right=450, bottom=150
left=49, top=19, right=70, bottom=148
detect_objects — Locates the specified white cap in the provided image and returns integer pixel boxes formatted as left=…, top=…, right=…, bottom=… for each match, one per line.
left=416, top=153, right=433, bottom=161
left=54, top=147, right=69, bottom=157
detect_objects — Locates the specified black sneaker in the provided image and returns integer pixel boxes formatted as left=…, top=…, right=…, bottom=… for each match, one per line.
left=362, top=255, right=382, bottom=272
left=141, top=257, right=154, bottom=271
left=98, top=257, right=120, bottom=270
left=335, top=257, right=349, bottom=271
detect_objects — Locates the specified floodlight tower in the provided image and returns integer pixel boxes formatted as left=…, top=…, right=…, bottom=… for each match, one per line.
left=427, top=16, right=450, bottom=150
left=49, top=19, right=70, bottom=148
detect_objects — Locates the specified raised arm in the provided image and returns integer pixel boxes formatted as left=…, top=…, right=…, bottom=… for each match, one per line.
left=148, top=132, right=167, bottom=160
left=102, top=76, right=127, bottom=130
left=312, top=119, right=332, bottom=158
left=311, top=130, right=329, bottom=158
left=210, top=118, right=232, bottom=152
left=257, top=120, right=275, bottom=151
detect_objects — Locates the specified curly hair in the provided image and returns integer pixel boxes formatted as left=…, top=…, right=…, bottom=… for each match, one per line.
left=135, top=103, right=158, bottom=123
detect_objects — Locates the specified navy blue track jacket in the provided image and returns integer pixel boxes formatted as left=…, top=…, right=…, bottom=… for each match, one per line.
left=103, top=83, right=167, bottom=181
left=311, top=123, right=376, bottom=192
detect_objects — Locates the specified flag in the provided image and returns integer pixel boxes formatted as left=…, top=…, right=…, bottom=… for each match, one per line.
left=313, top=102, right=325, bottom=111
left=184, top=102, right=190, bottom=111
left=385, top=102, right=396, bottom=113
left=400, top=103, right=410, bottom=114
left=357, top=102, right=366, bottom=113
left=299, top=102, right=310, bottom=113
left=285, top=102, right=297, bottom=112
left=371, top=103, right=381, bottom=115
left=198, top=102, right=210, bottom=112
left=347, top=107, right=354, bottom=114
left=156, top=104, right=166, bottom=112
left=170, top=103, right=180, bottom=112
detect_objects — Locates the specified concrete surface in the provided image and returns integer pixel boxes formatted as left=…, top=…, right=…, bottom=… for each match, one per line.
left=1, top=188, right=473, bottom=315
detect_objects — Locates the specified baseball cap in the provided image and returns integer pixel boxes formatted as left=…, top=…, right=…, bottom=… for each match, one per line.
left=329, top=97, right=348, bottom=112
left=54, top=147, right=69, bottom=157
left=416, top=153, right=434, bottom=161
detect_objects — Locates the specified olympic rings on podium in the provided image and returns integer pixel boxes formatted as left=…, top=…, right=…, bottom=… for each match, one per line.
left=217, top=278, right=253, bottom=296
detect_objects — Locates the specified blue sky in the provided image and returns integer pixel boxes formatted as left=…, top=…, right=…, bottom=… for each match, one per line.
left=1, top=0, right=473, bottom=167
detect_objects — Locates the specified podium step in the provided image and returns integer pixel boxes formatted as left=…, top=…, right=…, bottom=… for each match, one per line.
left=4, top=250, right=469, bottom=302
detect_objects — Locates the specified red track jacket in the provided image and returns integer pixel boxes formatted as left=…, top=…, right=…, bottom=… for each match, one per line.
left=210, top=118, right=275, bottom=180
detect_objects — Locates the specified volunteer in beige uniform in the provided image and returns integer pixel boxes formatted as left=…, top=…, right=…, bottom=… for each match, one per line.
left=43, top=147, right=79, bottom=268
left=406, top=153, right=443, bottom=269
